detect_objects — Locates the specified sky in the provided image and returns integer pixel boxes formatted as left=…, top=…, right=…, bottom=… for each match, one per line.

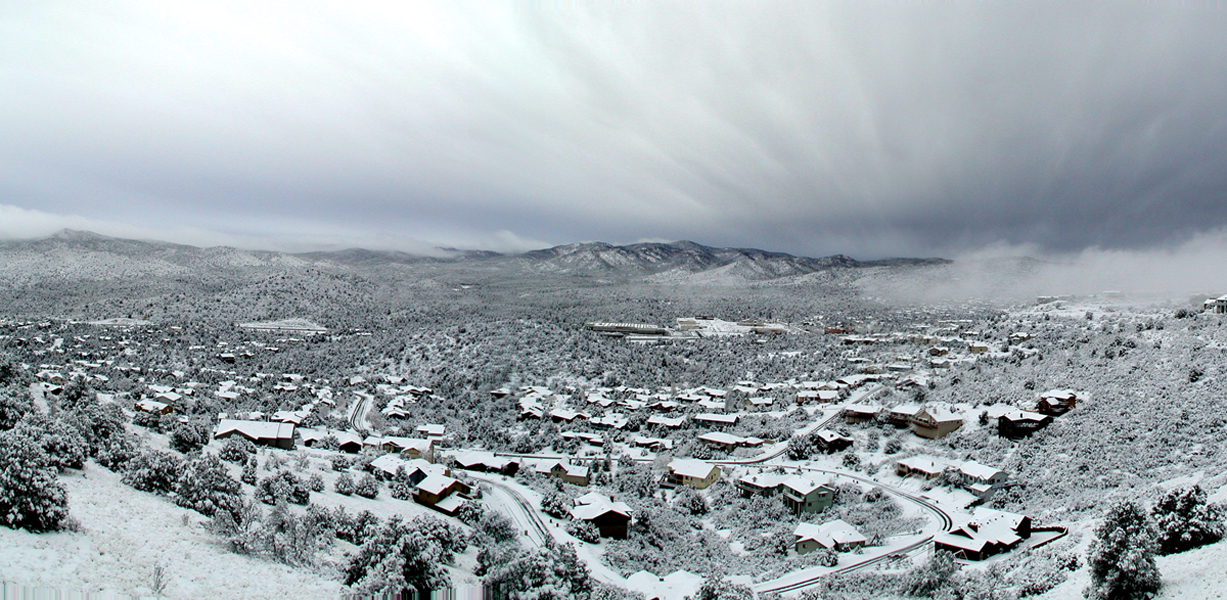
left=1, top=1, right=1227, bottom=259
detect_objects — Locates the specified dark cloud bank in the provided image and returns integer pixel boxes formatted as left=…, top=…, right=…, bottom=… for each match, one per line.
left=1, top=1, right=1226, bottom=266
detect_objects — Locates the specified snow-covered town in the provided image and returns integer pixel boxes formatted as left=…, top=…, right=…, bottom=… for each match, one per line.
left=6, top=256, right=1227, bottom=600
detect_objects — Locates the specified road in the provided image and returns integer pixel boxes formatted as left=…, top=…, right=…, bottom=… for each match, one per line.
left=471, top=474, right=551, bottom=547
left=347, top=393, right=372, bottom=434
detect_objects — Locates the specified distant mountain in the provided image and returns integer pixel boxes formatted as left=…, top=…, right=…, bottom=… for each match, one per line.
left=0, top=230, right=950, bottom=283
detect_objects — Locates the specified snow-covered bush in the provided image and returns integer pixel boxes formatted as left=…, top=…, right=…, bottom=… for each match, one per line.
left=219, top=436, right=257, bottom=463
left=541, top=492, right=572, bottom=519
left=691, top=576, right=754, bottom=600
left=95, top=431, right=139, bottom=472
left=0, top=385, right=31, bottom=430
left=307, top=473, right=325, bottom=493
left=334, top=508, right=382, bottom=546
left=1086, top=500, right=1161, bottom=600
left=122, top=448, right=185, bottom=494
left=335, top=472, right=356, bottom=495
left=567, top=520, right=600, bottom=544
left=344, top=515, right=467, bottom=594
left=354, top=474, right=380, bottom=499
left=482, top=542, right=592, bottom=599
left=257, top=470, right=310, bottom=505
left=173, top=453, right=242, bottom=518
left=0, top=426, right=68, bottom=532
left=14, top=414, right=88, bottom=471
left=454, top=501, right=486, bottom=526
left=169, top=421, right=209, bottom=454
left=477, top=509, right=518, bottom=545
left=240, top=457, right=257, bottom=485
left=673, top=486, right=709, bottom=516
left=330, top=454, right=353, bottom=472
left=1151, top=485, right=1224, bottom=555
left=905, top=550, right=959, bottom=597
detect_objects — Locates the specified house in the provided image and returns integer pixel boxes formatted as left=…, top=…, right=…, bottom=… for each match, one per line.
left=666, top=459, right=722, bottom=489
left=647, top=415, right=686, bottom=429
left=997, top=410, right=1052, bottom=438
left=449, top=450, right=519, bottom=475
left=213, top=419, right=295, bottom=449
left=412, top=474, right=473, bottom=515
left=571, top=494, right=633, bottom=539
left=590, top=413, right=630, bottom=430
left=794, top=519, right=867, bottom=554
left=378, top=437, right=434, bottom=462
left=1036, top=390, right=1080, bottom=416
left=534, top=460, right=590, bottom=486
left=631, top=436, right=675, bottom=451
left=812, top=429, right=853, bottom=454
left=297, top=428, right=363, bottom=453
left=843, top=404, right=881, bottom=424
left=549, top=409, right=589, bottom=423
left=779, top=475, right=835, bottom=515
left=735, top=472, right=788, bottom=498
left=910, top=407, right=963, bottom=439
left=134, top=399, right=172, bottom=415
left=415, top=424, right=446, bottom=438
left=887, top=404, right=923, bottom=427
left=370, top=454, right=441, bottom=485
left=933, top=508, right=1032, bottom=560
left=955, top=461, right=1008, bottom=501
left=693, top=413, right=738, bottom=428
left=697, top=432, right=764, bottom=451
left=896, top=455, right=948, bottom=479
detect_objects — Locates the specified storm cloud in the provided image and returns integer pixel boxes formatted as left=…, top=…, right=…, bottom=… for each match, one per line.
left=1, top=1, right=1226, bottom=258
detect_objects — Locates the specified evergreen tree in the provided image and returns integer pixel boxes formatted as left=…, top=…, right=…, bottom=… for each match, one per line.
left=173, top=453, right=242, bottom=518
left=0, top=426, right=68, bottom=532
left=1086, top=500, right=1161, bottom=600
left=1151, top=485, right=1224, bottom=555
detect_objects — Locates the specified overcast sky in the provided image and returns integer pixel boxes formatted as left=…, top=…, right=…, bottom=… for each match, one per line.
left=2, top=1, right=1226, bottom=259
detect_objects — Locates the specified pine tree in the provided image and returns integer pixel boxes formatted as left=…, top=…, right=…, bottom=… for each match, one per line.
left=173, top=453, right=242, bottom=517
left=0, top=427, right=68, bottom=532
left=1152, top=485, right=1224, bottom=555
left=241, top=457, right=258, bottom=485
left=1085, top=500, right=1161, bottom=600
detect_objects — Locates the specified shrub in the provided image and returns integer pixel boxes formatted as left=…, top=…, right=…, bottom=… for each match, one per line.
left=169, top=421, right=209, bottom=454
left=674, top=487, right=709, bottom=516
left=219, top=436, right=257, bottom=463
left=307, top=473, right=325, bottom=492
left=1086, top=501, right=1161, bottom=600
left=122, top=448, right=185, bottom=494
left=0, top=386, right=31, bottom=430
left=241, top=457, right=258, bottom=485
left=1152, top=485, right=1224, bottom=555
left=330, top=455, right=354, bottom=472
left=0, top=426, right=68, bottom=532
left=905, top=550, right=959, bottom=597
left=454, top=501, right=486, bottom=526
left=568, top=520, right=601, bottom=543
left=541, top=492, right=572, bottom=519
left=344, top=516, right=467, bottom=594
left=174, top=453, right=242, bottom=518
left=257, top=470, right=310, bottom=505
left=132, top=410, right=162, bottom=430
left=95, top=431, right=139, bottom=472
left=354, top=474, right=380, bottom=499
left=335, top=472, right=357, bottom=496
left=15, top=414, right=88, bottom=471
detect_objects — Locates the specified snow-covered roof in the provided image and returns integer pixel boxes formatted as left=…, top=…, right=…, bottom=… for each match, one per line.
left=897, top=455, right=948, bottom=474
left=693, top=413, right=738, bottom=425
left=647, top=415, right=686, bottom=427
left=213, top=419, right=294, bottom=441
left=572, top=498, right=632, bottom=521
left=415, top=474, right=459, bottom=496
left=958, top=461, right=1006, bottom=482
left=668, top=459, right=719, bottom=480
left=794, top=519, right=866, bottom=548
left=780, top=475, right=831, bottom=496
left=415, top=424, right=446, bottom=437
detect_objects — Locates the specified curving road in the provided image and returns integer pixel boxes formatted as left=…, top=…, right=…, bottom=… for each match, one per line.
left=347, top=393, right=372, bottom=435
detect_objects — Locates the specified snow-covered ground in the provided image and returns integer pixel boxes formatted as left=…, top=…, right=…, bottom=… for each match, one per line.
left=0, top=465, right=347, bottom=599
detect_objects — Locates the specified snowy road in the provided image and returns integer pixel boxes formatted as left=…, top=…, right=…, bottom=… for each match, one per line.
left=471, top=475, right=550, bottom=547
left=346, top=393, right=371, bottom=434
